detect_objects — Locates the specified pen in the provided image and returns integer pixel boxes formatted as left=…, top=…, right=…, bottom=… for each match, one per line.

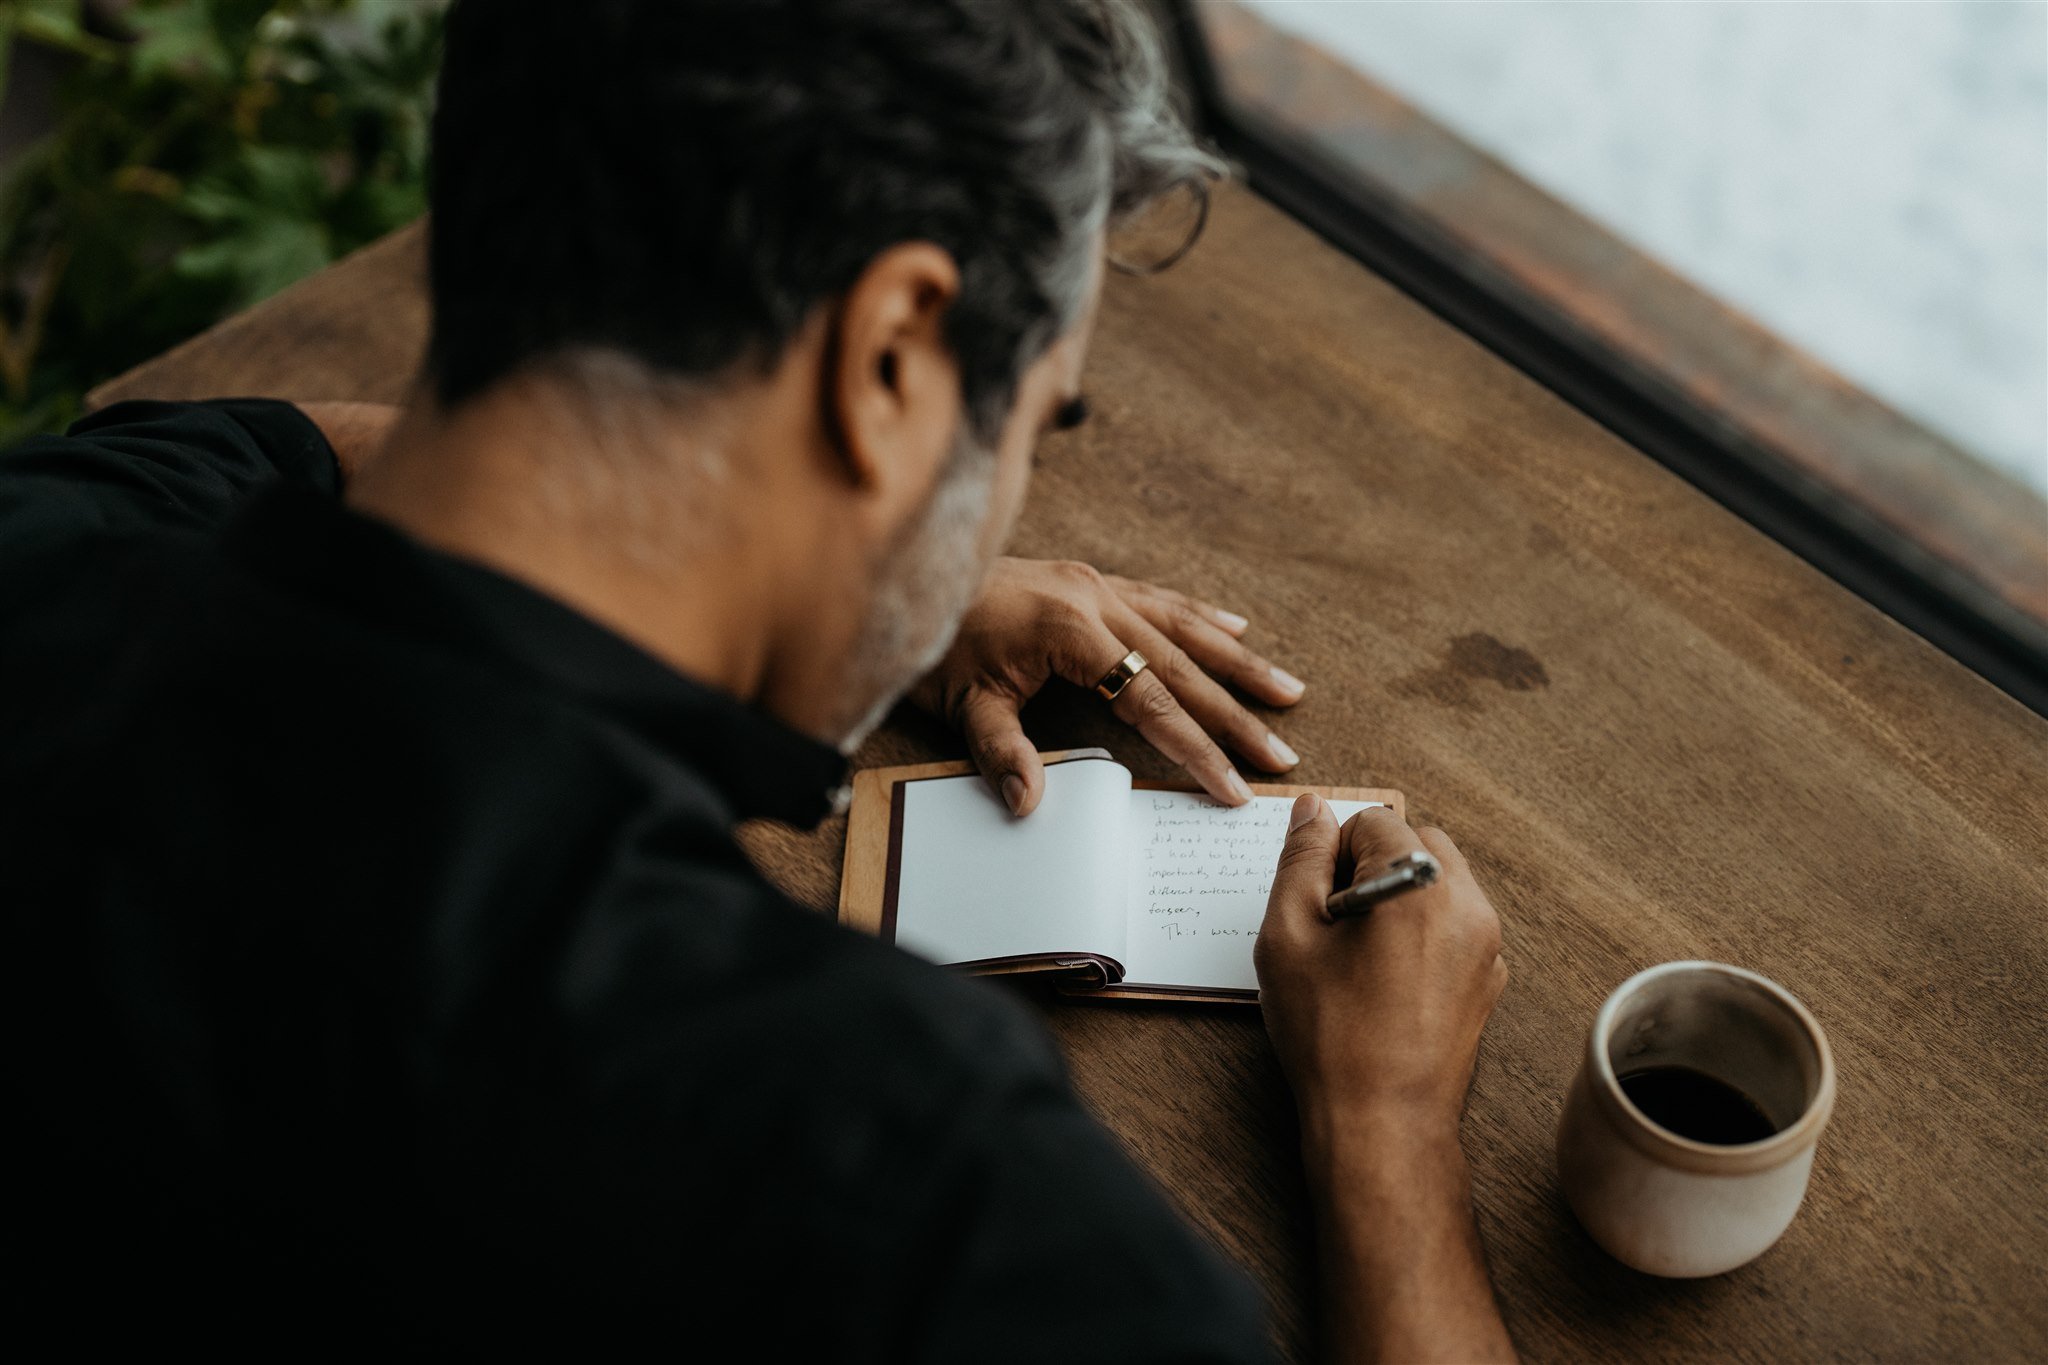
left=1326, top=850, right=1442, bottom=919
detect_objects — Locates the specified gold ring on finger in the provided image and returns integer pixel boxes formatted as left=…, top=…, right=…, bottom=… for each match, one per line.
left=1094, top=649, right=1149, bottom=702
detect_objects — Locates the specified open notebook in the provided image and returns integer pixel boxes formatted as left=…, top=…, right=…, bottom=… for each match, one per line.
left=837, top=749, right=1402, bottom=1002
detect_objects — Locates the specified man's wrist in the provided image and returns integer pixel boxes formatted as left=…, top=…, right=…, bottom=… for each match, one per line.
left=1296, top=1096, right=1512, bottom=1363
left=1298, top=1097, right=1469, bottom=1192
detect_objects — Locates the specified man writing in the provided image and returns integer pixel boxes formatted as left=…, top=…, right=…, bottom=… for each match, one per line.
left=5, top=1, right=1512, bottom=1358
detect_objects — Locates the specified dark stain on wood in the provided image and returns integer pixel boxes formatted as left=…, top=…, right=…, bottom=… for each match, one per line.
left=1393, top=632, right=1552, bottom=708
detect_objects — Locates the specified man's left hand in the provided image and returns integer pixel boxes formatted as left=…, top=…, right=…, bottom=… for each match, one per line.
left=910, top=557, right=1307, bottom=816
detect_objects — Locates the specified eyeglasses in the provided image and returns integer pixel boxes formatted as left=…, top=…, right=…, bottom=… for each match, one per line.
left=1106, top=179, right=1213, bottom=277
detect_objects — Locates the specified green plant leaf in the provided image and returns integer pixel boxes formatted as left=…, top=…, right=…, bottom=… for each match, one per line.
left=2, top=0, right=447, bottom=437
left=7, top=0, right=95, bottom=64
left=174, top=210, right=331, bottom=305
left=128, top=3, right=233, bottom=84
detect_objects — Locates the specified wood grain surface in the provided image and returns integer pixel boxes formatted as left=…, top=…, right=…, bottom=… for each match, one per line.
left=90, top=187, right=2048, bottom=1362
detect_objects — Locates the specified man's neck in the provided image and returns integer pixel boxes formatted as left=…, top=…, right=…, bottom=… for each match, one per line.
left=345, top=387, right=806, bottom=717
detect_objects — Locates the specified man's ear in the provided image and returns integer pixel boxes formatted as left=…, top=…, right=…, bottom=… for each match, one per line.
left=827, top=242, right=963, bottom=516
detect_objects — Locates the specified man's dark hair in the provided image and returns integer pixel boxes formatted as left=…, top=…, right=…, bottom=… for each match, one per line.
left=427, top=0, right=1218, bottom=439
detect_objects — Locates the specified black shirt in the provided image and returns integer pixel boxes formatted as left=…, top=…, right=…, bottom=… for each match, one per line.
left=1, top=400, right=1271, bottom=1359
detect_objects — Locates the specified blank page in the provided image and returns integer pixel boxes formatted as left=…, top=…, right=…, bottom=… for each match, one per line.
left=1121, top=791, right=1385, bottom=992
left=891, top=758, right=1132, bottom=967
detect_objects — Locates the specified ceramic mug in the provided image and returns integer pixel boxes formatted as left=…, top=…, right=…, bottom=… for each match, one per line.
left=1557, top=961, right=1835, bottom=1278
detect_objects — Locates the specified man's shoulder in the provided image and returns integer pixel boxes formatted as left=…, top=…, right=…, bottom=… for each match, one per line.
left=0, top=399, right=337, bottom=560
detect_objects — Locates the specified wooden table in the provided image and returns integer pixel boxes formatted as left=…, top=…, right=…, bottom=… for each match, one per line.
left=95, top=186, right=2048, bottom=1361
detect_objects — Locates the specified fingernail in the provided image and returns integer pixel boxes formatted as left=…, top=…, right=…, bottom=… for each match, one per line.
left=1214, top=608, right=1249, bottom=633
left=1266, top=732, right=1299, bottom=767
left=1223, top=770, right=1253, bottom=805
left=1288, top=792, right=1321, bottom=830
left=1270, top=666, right=1305, bottom=698
left=1001, top=774, right=1026, bottom=814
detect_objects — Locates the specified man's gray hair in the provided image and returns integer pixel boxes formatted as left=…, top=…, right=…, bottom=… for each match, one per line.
left=999, top=0, right=1226, bottom=423
left=428, top=0, right=1224, bottom=442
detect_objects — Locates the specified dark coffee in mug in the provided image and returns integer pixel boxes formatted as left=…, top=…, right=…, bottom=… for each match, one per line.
left=1617, top=1064, right=1778, bottom=1145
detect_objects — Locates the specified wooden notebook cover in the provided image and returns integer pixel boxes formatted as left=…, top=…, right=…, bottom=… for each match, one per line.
left=836, top=751, right=1404, bottom=1004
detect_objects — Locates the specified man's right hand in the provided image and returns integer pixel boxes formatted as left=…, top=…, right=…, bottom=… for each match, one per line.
left=1254, top=794, right=1516, bottom=1364
left=1256, top=798, right=1507, bottom=1143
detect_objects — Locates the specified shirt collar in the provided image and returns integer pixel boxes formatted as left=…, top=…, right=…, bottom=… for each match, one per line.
left=223, top=486, right=850, bottom=828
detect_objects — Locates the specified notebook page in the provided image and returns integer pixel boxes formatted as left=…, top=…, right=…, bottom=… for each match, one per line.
left=1121, top=791, right=1384, bottom=991
left=891, top=758, right=1132, bottom=967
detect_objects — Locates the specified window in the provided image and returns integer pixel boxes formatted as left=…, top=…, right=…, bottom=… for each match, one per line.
left=1167, top=0, right=2048, bottom=709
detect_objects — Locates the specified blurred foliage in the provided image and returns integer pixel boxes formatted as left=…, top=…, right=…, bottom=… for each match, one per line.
left=0, top=0, right=445, bottom=445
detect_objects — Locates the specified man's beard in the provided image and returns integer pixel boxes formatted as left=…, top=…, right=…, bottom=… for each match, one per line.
left=828, top=427, right=999, bottom=753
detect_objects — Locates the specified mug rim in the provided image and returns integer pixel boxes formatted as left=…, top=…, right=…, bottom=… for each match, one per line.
left=1587, top=960, right=1836, bottom=1175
